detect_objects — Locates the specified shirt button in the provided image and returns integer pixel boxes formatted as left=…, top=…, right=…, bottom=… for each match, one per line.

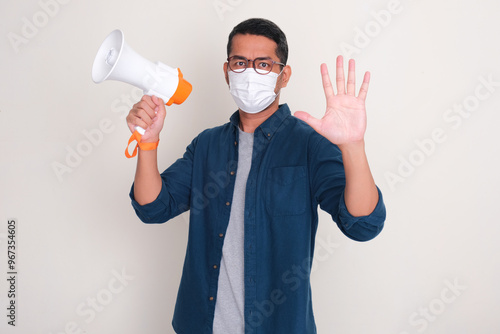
left=219, top=233, right=224, bottom=238
left=213, top=265, right=218, bottom=269
left=234, top=141, right=237, bottom=146
left=267, top=133, right=271, bottom=137
left=230, top=171, right=235, bottom=176
left=209, top=296, right=214, bottom=301
left=226, top=202, right=230, bottom=206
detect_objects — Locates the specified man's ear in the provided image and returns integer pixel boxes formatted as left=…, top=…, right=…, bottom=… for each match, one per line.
left=281, top=65, right=292, bottom=88
left=223, top=62, right=229, bottom=85
left=280, top=65, right=292, bottom=88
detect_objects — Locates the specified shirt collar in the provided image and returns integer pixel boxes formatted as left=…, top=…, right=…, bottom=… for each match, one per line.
left=229, top=104, right=291, bottom=141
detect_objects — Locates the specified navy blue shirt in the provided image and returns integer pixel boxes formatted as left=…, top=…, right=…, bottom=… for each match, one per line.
left=130, top=104, right=386, bottom=334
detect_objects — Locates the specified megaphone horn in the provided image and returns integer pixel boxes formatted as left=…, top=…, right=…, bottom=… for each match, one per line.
left=92, top=29, right=192, bottom=157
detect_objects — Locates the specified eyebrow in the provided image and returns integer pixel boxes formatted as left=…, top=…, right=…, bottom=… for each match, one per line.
left=230, top=55, right=273, bottom=60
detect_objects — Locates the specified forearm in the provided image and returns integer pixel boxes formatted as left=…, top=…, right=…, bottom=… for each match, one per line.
left=339, top=140, right=379, bottom=217
left=133, top=148, right=162, bottom=205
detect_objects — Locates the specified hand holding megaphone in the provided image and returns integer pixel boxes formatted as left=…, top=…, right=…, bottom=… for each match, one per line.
left=92, top=29, right=192, bottom=157
left=127, top=94, right=166, bottom=142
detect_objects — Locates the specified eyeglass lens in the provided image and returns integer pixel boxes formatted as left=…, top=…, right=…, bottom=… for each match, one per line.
left=228, top=56, right=276, bottom=74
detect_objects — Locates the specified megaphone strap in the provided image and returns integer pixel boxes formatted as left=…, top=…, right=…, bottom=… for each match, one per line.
left=125, top=130, right=159, bottom=158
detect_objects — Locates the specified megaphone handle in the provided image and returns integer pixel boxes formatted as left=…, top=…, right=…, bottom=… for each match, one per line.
left=125, top=92, right=161, bottom=158
left=134, top=125, right=146, bottom=135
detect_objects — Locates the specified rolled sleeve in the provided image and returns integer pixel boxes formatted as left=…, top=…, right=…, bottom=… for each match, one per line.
left=130, top=181, right=182, bottom=224
left=337, top=186, right=386, bottom=242
left=309, top=133, right=386, bottom=242
left=129, top=136, right=197, bottom=224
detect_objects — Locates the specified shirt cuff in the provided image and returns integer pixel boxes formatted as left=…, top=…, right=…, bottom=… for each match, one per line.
left=337, top=186, right=386, bottom=241
left=129, top=181, right=171, bottom=223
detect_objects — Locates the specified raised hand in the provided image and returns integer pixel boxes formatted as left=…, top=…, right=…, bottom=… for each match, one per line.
left=294, top=55, right=370, bottom=148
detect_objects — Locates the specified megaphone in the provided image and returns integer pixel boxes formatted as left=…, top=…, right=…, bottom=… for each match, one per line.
left=92, top=29, right=192, bottom=157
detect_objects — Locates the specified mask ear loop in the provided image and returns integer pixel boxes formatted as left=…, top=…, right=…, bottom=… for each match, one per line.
left=273, top=66, right=286, bottom=97
left=277, top=66, right=285, bottom=76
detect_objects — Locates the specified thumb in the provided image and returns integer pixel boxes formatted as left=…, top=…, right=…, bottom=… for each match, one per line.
left=155, top=97, right=167, bottom=120
left=151, top=94, right=160, bottom=106
left=294, top=111, right=322, bottom=132
left=150, top=95, right=166, bottom=120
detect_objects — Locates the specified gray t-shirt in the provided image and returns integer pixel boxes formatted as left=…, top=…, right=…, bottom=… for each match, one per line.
left=213, top=129, right=254, bottom=334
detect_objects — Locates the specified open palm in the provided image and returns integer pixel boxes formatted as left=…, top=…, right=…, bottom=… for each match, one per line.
left=295, top=55, right=370, bottom=147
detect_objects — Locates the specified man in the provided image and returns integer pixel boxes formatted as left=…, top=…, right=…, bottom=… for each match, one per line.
left=127, top=18, right=386, bottom=334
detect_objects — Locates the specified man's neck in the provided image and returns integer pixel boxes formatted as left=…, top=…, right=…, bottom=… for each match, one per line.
left=238, top=101, right=280, bottom=133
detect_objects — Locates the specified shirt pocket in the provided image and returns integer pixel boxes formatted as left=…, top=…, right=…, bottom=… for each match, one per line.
left=266, top=166, right=307, bottom=216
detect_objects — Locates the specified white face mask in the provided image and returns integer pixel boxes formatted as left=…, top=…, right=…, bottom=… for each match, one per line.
left=228, top=69, right=282, bottom=114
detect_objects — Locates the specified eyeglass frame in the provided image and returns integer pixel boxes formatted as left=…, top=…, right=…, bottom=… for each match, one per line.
left=226, top=56, right=285, bottom=75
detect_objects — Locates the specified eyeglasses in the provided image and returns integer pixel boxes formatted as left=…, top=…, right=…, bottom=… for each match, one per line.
left=227, top=56, right=285, bottom=75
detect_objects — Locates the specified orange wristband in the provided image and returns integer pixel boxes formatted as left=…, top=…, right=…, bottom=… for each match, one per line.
left=125, top=130, right=159, bottom=158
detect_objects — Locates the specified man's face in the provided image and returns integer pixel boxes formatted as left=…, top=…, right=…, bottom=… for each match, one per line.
left=224, top=33, right=290, bottom=94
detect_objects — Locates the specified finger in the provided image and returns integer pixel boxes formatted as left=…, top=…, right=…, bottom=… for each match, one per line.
left=320, top=63, right=335, bottom=101
left=135, top=108, right=154, bottom=127
left=152, top=95, right=165, bottom=107
left=294, top=111, right=322, bottom=133
left=134, top=118, right=151, bottom=132
left=358, top=71, right=370, bottom=101
left=346, top=59, right=356, bottom=96
left=126, top=116, right=136, bottom=134
left=336, top=55, right=345, bottom=95
left=135, top=100, right=157, bottom=119
left=126, top=114, right=150, bottom=133
left=140, top=95, right=156, bottom=109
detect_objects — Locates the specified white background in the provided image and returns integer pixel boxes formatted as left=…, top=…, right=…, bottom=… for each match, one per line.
left=1, top=0, right=499, bottom=333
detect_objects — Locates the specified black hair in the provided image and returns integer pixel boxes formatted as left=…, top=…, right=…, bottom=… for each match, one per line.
left=227, top=18, right=288, bottom=65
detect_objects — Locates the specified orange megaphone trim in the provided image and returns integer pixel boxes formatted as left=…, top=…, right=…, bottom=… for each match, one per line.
left=125, top=130, right=159, bottom=158
left=166, top=68, right=193, bottom=106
